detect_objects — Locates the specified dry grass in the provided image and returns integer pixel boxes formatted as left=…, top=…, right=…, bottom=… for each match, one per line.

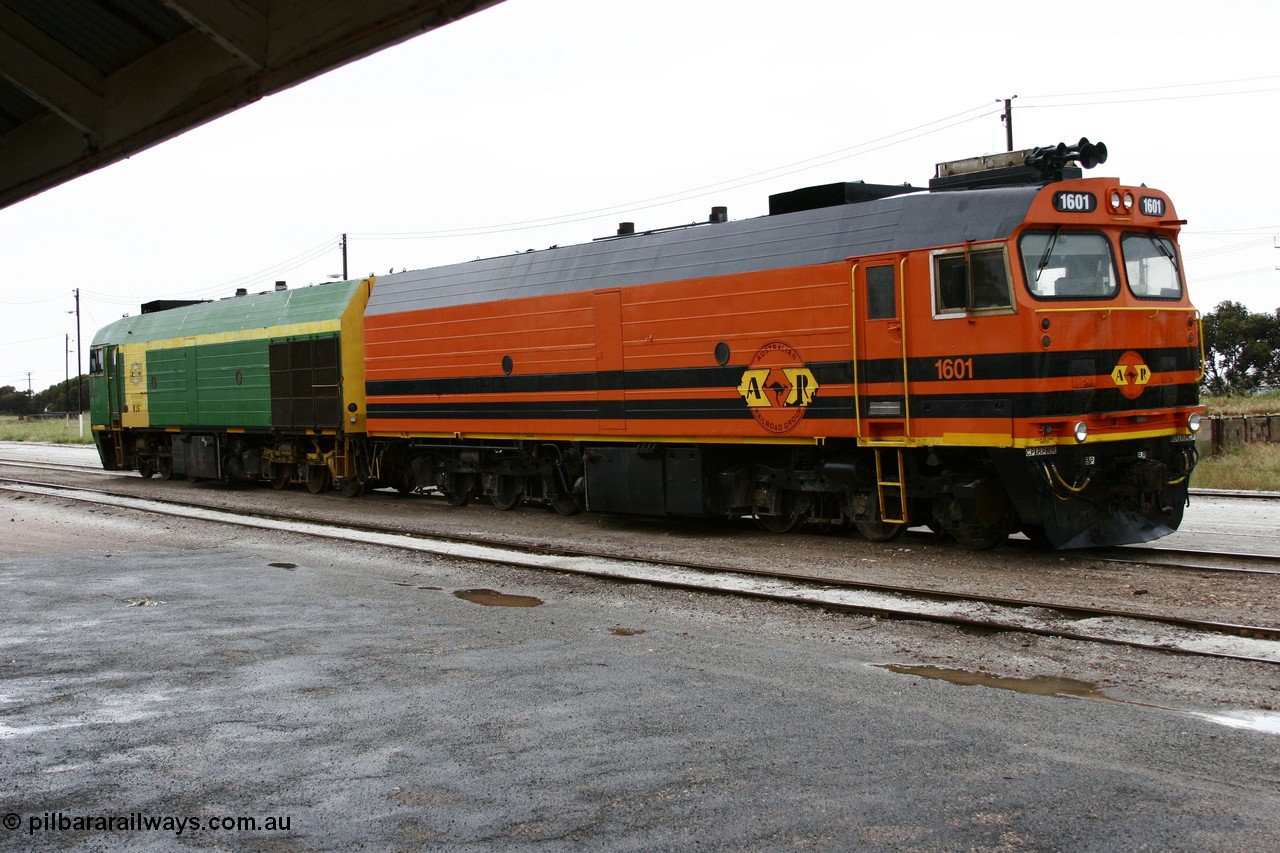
left=1202, top=392, right=1280, bottom=417
left=1192, top=442, right=1280, bottom=492
left=1197, top=394, right=1279, bottom=491
left=0, top=415, right=94, bottom=444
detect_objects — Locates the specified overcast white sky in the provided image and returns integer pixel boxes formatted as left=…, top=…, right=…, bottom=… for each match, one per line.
left=3, top=0, right=1278, bottom=392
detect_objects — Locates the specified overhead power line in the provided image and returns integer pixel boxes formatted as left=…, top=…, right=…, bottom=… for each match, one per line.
left=103, top=82, right=1276, bottom=295
left=351, top=105, right=1001, bottom=242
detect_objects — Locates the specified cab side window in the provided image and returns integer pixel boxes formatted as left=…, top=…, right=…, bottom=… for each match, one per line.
left=933, top=248, right=1012, bottom=315
left=866, top=265, right=896, bottom=320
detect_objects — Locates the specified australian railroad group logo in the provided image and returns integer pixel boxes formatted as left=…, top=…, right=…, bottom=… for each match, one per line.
left=736, top=341, right=820, bottom=433
left=1110, top=349, right=1151, bottom=400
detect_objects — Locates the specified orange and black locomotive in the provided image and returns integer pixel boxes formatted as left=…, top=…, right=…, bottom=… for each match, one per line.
left=92, top=138, right=1203, bottom=548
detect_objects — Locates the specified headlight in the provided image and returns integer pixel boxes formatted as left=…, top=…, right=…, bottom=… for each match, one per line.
left=1188, top=412, right=1202, bottom=433
left=1123, top=192, right=1134, bottom=210
left=1109, top=190, right=1121, bottom=209
left=1073, top=421, right=1089, bottom=443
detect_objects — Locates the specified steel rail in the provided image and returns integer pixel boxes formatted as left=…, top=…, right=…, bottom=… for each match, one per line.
left=4, top=475, right=1278, bottom=666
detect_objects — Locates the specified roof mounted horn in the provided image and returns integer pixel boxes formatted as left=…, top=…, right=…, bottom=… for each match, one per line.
left=930, top=137, right=1108, bottom=191
left=1025, top=137, right=1108, bottom=178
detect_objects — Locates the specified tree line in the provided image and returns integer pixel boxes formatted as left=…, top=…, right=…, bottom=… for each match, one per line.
left=1200, top=301, right=1280, bottom=396
left=0, top=376, right=88, bottom=417
left=1, top=304, right=1275, bottom=415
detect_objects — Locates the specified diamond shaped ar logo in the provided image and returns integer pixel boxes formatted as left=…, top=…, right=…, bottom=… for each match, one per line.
left=1110, top=349, right=1151, bottom=400
left=736, top=341, right=819, bottom=433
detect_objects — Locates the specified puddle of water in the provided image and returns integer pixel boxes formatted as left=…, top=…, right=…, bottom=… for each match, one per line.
left=417, top=585, right=442, bottom=590
left=453, top=588, right=543, bottom=608
left=876, top=664, right=1280, bottom=736
left=877, top=664, right=1105, bottom=700
left=1194, top=711, right=1280, bottom=734
left=269, top=562, right=297, bottom=570
left=610, top=627, right=646, bottom=636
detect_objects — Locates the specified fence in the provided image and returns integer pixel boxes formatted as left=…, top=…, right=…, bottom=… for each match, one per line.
left=1204, top=415, right=1280, bottom=456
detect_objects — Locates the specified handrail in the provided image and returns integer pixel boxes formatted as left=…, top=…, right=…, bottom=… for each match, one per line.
left=1196, top=311, right=1206, bottom=381
left=899, top=256, right=911, bottom=439
left=850, top=262, right=861, bottom=437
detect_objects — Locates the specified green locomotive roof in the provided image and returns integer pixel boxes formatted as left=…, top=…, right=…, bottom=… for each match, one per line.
left=91, top=280, right=365, bottom=346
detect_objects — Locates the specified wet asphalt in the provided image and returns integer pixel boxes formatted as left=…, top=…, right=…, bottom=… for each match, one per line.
left=3, top=511, right=1280, bottom=851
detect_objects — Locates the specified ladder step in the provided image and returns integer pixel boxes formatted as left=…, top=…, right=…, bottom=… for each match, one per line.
left=874, top=449, right=907, bottom=525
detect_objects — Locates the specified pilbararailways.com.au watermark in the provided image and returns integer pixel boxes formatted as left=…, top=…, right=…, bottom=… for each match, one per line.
left=3, top=811, right=293, bottom=837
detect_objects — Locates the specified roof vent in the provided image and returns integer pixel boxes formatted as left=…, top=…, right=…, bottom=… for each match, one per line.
left=235, top=288, right=248, bottom=297
left=768, top=181, right=919, bottom=216
left=275, top=280, right=287, bottom=291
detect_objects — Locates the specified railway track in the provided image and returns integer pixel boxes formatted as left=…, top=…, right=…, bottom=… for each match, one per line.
left=5, top=449, right=1279, bottom=576
left=4, top=474, right=1279, bottom=666
left=1093, top=545, right=1280, bottom=576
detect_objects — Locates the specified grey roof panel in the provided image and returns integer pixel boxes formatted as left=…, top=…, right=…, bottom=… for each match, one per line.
left=366, top=186, right=1039, bottom=316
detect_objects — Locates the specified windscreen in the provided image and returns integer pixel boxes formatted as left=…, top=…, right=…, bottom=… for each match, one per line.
left=1019, top=231, right=1118, bottom=299
left=1122, top=232, right=1183, bottom=300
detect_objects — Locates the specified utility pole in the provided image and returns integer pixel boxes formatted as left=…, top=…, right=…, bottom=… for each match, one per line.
left=74, top=288, right=82, bottom=419
left=341, top=233, right=348, bottom=280
left=68, top=288, right=83, bottom=432
left=65, top=334, right=70, bottom=416
left=1000, top=95, right=1017, bottom=152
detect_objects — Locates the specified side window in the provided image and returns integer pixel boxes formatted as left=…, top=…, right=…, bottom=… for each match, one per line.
left=933, top=248, right=1012, bottom=314
left=936, top=256, right=968, bottom=313
left=866, top=265, right=896, bottom=320
left=89, top=347, right=104, bottom=375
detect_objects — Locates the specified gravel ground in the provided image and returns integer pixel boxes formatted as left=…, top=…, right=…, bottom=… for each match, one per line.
left=28, top=460, right=1279, bottom=628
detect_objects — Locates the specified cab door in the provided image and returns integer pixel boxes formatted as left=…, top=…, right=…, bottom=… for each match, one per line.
left=104, top=345, right=123, bottom=427
left=853, top=255, right=909, bottom=441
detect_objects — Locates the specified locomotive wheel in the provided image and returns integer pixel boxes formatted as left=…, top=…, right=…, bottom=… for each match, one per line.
left=270, top=463, right=293, bottom=490
left=951, top=493, right=1015, bottom=551
left=550, top=494, right=583, bottom=515
left=158, top=456, right=174, bottom=481
left=443, top=474, right=477, bottom=507
left=856, top=520, right=907, bottom=542
left=138, top=459, right=157, bottom=479
left=305, top=465, right=330, bottom=494
left=340, top=478, right=365, bottom=498
left=490, top=475, right=524, bottom=511
left=754, top=490, right=807, bottom=533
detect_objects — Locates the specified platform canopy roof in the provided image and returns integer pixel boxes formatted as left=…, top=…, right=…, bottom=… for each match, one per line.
left=0, top=0, right=503, bottom=211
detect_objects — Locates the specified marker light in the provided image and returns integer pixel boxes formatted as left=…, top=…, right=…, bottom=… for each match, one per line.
left=1073, top=421, right=1089, bottom=443
left=1187, top=412, right=1202, bottom=433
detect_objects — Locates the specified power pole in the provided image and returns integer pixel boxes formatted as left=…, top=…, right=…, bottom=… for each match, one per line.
left=341, top=233, right=348, bottom=280
left=1000, top=96, right=1017, bottom=152
left=65, top=334, right=70, bottom=416
left=74, top=288, right=82, bottom=417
